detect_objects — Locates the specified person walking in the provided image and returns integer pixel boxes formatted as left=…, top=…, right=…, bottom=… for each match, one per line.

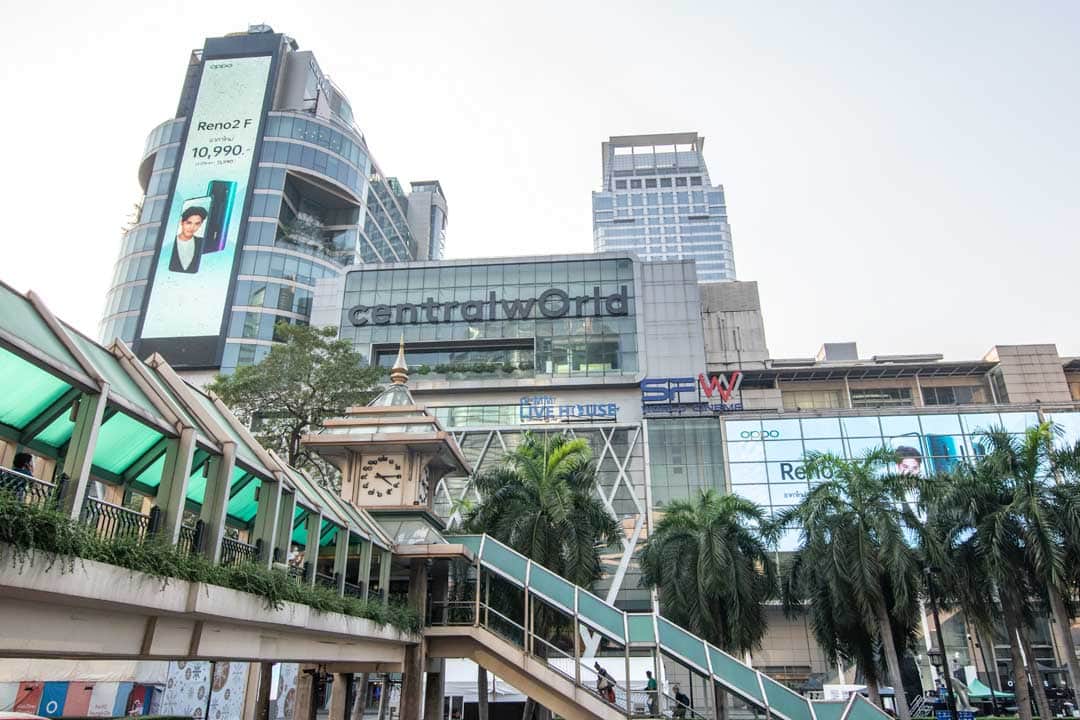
left=595, top=662, right=617, bottom=703
left=673, top=683, right=691, bottom=719
left=646, top=670, right=658, bottom=715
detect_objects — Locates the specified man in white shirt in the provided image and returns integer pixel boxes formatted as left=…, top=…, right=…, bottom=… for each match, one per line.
left=169, top=206, right=207, bottom=273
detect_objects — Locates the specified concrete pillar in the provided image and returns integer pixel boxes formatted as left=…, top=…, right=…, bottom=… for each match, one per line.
left=358, top=541, right=373, bottom=600
left=251, top=479, right=282, bottom=567
left=199, top=443, right=236, bottom=563
left=400, top=559, right=429, bottom=720
left=352, top=673, right=369, bottom=720
left=304, top=510, right=323, bottom=585
left=275, top=490, right=297, bottom=565
left=248, top=662, right=271, bottom=720
left=334, top=528, right=350, bottom=595
left=429, top=560, right=449, bottom=626
left=378, top=549, right=392, bottom=604
left=376, top=676, right=392, bottom=720
left=423, top=666, right=445, bottom=720
left=60, top=389, right=109, bottom=519
left=155, top=427, right=196, bottom=544
left=329, top=672, right=350, bottom=720
left=295, top=665, right=318, bottom=720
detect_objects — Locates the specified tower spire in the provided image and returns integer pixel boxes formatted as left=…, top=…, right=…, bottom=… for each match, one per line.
left=390, top=334, right=409, bottom=385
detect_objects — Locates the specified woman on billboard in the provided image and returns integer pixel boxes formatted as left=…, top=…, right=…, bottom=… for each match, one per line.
left=169, top=205, right=208, bottom=274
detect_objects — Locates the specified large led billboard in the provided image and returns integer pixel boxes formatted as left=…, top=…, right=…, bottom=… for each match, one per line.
left=138, top=54, right=274, bottom=366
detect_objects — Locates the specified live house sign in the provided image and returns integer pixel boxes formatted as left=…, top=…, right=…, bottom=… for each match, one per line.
left=348, top=286, right=630, bottom=326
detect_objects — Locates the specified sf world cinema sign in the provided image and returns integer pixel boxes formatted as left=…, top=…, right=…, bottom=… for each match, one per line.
left=348, top=286, right=630, bottom=326
left=640, top=372, right=745, bottom=415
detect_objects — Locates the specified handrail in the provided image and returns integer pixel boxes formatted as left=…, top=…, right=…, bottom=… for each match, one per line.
left=80, top=496, right=152, bottom=541
left=449, top=534, right=889, bottom=720
left=0, top=467, right=61, bottom=509
left=220, top=536, right=258, bottom=567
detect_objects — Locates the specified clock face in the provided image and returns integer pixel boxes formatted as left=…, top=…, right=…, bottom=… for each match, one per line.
left=358, top=454, right=404, bottom=505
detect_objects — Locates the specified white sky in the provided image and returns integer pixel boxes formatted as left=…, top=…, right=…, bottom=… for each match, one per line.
left=2, top=1, right=1077, bottom=360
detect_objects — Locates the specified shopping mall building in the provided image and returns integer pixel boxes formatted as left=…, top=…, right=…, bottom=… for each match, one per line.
left=310, top=251, right=1080, bottom=690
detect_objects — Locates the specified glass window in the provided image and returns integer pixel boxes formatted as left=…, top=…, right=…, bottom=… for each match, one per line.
left=800, top=417, right=842, bottom=438
left=960, top=412, right=1000, bottom=435
left=841, top=416, right=881, bottom=438
left=727, top=441, right=764, bottom=462
left=760, top=418, right=802, bottom=439
left=728, top=463, right=768, bottom=485
left=878, top=415, right=921, bottom=437
left=802, top=437, right=845, bottom=456
left=850, top=387, right=913, bottom=408
left=764, top=440, right=806, bottom=462
left=733, top=483, right=771, bottom=506
left=917, top=413, right=962, bottom=435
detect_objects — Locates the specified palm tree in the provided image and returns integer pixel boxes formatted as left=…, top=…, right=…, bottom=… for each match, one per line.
left=463, top=432, right=621, bottom=720
left=774, top=448, right=921, bottom=720
left=639, top=489, right=777, bottom=720
left=922, top=425, right=1071, bottom=720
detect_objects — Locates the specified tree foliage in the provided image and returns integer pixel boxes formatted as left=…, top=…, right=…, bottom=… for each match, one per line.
left=208, top=323, right=382, bottom=487
left=640, top=489, right=776, bottom=655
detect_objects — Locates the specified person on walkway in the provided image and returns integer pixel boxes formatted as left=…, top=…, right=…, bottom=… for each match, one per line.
left=646, top=670, right=658, bottom=715
left=12, top=452, right=33, bottom=476
left=594, top=662, right=617, bottom=703
left=673, top=683, right=691, bottom=718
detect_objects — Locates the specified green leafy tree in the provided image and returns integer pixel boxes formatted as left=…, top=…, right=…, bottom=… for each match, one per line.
left=924, top=424, right=1079, bottom=720
left=463, top=432, right=621, bottom=720
left=774, top=448, right=922, bottom=720
left=640, top=489, right=776, bottom=720
left=208, top=323, right=382, bottom=487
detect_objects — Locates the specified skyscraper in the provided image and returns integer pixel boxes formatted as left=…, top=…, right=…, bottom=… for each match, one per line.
left=592, top=132, right=735, bottom=282
left=100, top=26, right=445, bottom=375
left=405, top=180, right=448, bottom=260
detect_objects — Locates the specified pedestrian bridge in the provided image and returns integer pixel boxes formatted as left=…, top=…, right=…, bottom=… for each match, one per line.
left=0, top=280, right=888, bottom=720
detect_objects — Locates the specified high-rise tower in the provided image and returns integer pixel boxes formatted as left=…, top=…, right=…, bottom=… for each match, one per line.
left=100, top=26, right=445, bottom=375
left=592, top=132, right=735, bottom=282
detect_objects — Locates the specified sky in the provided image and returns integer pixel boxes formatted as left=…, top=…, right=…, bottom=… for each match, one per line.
left=1, top=0, right=1077, bottom=360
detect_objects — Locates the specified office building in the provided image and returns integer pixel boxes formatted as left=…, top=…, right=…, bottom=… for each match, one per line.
left=311, top=251, right=1080, bottom=693
left=592, top=132, right=736, bottom=283
left=99, top=26, right=445, bottom=376
left=406, top=180, right=448, bottom=260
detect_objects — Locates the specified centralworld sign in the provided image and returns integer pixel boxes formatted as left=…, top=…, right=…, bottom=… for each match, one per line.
left=347, top=286, right=630, bottom=326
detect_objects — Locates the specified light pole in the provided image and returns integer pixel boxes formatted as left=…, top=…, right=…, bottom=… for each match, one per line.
left=926, top=567, right=959, bottom=720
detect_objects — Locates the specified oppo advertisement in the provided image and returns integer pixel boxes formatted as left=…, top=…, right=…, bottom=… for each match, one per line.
left=139, top=54, right=273, bottom=365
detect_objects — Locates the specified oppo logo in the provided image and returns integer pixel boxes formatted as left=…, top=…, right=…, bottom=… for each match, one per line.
left=740, top=430, right=780, bottom=440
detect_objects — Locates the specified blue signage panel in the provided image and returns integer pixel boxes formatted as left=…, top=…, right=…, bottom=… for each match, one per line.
left=519, top=395, right=618, bottom=422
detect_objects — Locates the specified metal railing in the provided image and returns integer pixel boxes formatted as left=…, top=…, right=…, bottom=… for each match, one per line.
left=80, top=496, right=153, bottom=541
left=0, top=467, right=64, bottom=509
left=427, top=598, right=651, bottom=716
left=287, top=563, right=306, bottom=583
left=177, top=521, right=203, bottom=555
left=343, top=580, right=364, bottom=599
left=315, top=571, right=338, bottom=590
left=220, top=536, right=259, bottom=567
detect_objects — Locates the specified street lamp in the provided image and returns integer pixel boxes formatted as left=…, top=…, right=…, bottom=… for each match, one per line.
left=926, top=567, right=960, bottom=720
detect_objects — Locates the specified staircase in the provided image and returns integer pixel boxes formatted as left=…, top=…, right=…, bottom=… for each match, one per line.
left=425, top=534, right=889, bottom=720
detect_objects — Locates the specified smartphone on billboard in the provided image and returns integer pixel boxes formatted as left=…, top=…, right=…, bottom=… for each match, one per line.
left=925, top=434, right=961, bottom=473
left=202, top=180, right=237, bottom=253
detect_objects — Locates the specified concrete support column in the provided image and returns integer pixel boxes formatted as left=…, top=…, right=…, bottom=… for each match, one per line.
left=423, top=665, right=445, bottom=720
left=304, top=510, right=323, bottom=585
left=376, top=676, right=391, bottom=720
left=155, top=427, right=196, bottom=544
left=334, top=528, right=350, bottom=596
left=378, top=549, right=392, bottom=604
left=351, top=673, right=369, bottom=720
left=275, top=491, right=297, bottom=565
left=199, top=443, right=236, bottom=563
left=400, top=559, right=429, bottom=720
left=328, top=672, right=350, bottom=720
left=251, top=479, right=282, bottom=567
left=295, top=665, right=318, bottom=720
left=358, top=541, right=373, bottom=600
left=249, top=662, right=272, bottom=720
left=60, top=389, right=109, bottom=519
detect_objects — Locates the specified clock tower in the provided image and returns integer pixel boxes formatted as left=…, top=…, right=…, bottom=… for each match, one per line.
left=302, top=340, right=469, bottom=534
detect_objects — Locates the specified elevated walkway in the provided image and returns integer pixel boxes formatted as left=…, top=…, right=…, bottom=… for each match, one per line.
left=424, top=534, right=886, bottom=720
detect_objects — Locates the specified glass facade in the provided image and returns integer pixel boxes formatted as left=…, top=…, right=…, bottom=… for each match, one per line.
left=339, top=258, right=639, bottom=379
left=593, top=134, right=736, bottom=283
left=100, top=31, right=437, bottom=374
left=646, top=418, right=725, bottom=507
